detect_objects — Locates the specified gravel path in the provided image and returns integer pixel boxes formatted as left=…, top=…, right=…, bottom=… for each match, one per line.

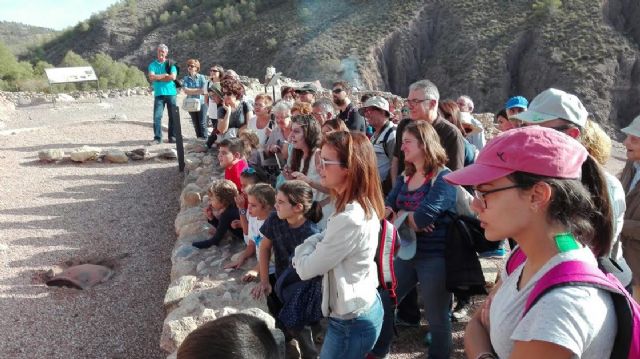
left=0, top=97, right=192, bottom=359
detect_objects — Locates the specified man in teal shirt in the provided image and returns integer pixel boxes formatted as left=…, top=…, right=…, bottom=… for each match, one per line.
left=147, top=43, right=177, bottom=144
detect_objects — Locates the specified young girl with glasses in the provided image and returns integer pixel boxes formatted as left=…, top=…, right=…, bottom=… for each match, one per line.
left=446, top=126, right=616, bottom=359
left=293, top=131, right=385, bottom=359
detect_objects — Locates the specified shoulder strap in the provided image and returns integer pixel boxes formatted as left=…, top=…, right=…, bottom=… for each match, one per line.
left=506, top=246, right=527, bottom=275
left=380, top=123, right=395, bottom=157
left=523, top=260, right=638, bottom=359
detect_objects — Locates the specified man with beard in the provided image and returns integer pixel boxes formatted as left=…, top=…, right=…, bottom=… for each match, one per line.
left=332, top=80, right=366, bottom=132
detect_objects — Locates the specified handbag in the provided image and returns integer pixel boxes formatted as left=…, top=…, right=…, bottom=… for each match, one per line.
left=182, top=97, right=201, bottom=112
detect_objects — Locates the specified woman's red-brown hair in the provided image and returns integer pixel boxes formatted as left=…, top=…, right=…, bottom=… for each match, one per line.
left=322, top=131, right=385, bottom=220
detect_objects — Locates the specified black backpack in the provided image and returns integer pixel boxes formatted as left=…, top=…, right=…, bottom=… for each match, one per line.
left=164, top=59, right=183, bottom=89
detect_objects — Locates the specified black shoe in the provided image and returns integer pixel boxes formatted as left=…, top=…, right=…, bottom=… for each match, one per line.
left=206, top=134, right=217, bottom=148
left=192, top=240, right=214, bottom=249
left=168, top=137, right=177, bottom=143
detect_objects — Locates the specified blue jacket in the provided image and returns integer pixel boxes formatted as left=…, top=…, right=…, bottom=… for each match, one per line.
left=386, top=169, right=457, bottom=257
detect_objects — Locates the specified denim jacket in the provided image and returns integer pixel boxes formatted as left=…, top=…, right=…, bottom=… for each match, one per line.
left=385, top=168, right=457, bottom=257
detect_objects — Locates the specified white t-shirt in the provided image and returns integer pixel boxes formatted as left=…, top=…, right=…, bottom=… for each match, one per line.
left=245, top=214, right=274, bottom=274
left=604, top=171, right=626, bottom=260
left=207, top=99, right=217, bottom=119
left=490, top=247, right=616, bottom=359
left=247, top=115, right=271, bottom=146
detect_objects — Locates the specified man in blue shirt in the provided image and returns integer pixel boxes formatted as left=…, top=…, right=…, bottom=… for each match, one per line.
left=147, top=43, right=177, bottom=144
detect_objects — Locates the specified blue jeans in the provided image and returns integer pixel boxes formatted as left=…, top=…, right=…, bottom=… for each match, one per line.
left=320, top=293, right=383, bottom=359
left=153, top=95, right=176, bottom=141
left=188, top=103, right=208, bottom=138
left=373, top=256, right=452, bottom=359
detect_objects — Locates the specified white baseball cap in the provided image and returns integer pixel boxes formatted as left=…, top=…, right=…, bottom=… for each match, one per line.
left=622, top=114, right=640, bottom=137
left=511, top=88, right=588, bottom=128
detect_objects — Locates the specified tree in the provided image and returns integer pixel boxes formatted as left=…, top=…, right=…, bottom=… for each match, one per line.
left=532, top=0, right=562, bottom=16
left=159, top=11, right=170, bottom=24
left=60, top=50, right=90, bottom=67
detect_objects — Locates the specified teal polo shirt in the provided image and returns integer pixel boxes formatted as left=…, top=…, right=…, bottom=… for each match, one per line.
left=148, top=60, right=177, bottom=96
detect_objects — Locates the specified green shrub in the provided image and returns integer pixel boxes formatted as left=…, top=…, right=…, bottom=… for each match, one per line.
left=266, top=38, right=277, bottom=50
left=532, top=0, right=562, bottom=16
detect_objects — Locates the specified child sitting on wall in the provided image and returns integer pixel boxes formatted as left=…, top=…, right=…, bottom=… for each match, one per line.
left=193, top=179, right=243, bottom=249
left=225, top=183, right=276, bottom=283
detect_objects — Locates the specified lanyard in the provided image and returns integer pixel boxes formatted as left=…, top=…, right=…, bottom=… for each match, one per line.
left=555, top=232, right=580, bottom=253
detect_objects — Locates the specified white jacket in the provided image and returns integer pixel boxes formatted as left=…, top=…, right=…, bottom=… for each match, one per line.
left=293, top=202, right=380, bottom=318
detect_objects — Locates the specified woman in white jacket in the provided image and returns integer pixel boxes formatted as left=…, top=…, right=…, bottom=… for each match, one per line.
left=293, top=131, right=384, bottom=359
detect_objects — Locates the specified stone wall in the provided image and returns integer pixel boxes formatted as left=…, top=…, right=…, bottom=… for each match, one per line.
left=160, top=140, right=276, bottom=359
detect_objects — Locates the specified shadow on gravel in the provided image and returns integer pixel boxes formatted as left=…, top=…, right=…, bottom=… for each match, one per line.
left=0, top=166, right=182, bottom=358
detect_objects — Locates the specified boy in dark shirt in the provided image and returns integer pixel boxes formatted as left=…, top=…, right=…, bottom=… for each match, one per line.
left=193, top=179, right=243, bottom=249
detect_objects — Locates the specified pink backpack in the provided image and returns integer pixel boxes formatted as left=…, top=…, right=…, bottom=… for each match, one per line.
left=506, top=248, right=640, bottom=359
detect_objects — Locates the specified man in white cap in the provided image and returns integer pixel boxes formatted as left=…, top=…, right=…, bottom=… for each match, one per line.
left=512, top=87, right=628, bottom=272
left=620, top=113, right=640, bottom=302
left=359, top=96, right=396, bottom=193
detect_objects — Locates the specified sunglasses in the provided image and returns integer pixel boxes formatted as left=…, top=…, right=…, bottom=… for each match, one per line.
left=320, top=158, right=344, bottom=169
left=187, top=65, right=197, bottom=68
left=332, top=88, right=344, bottom=94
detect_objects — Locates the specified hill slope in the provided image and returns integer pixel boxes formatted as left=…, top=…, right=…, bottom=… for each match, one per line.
left=27, top=0, right=640, bottom=132
left=0, top=21, right=57, bottom=55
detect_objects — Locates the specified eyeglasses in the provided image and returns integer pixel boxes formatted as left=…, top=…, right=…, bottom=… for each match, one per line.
left=473, top=184, right=526, bottom=209
left=320, top=158, right=344, bottom=169
left=406, top=98, right=432, bottom=106
left=332, top=88, right=344, bottom=94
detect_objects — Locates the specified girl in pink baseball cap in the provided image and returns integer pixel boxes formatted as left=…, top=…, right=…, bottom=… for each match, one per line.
left=445, top=126, right=616, bottom=359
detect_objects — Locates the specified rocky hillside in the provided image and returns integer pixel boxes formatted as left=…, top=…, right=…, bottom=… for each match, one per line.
left=22, top=0, right=640, bottom=133
left=0, top=21, right=57, bottom=55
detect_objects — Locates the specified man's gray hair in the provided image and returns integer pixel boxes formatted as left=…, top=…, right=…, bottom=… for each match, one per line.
left=157, top=43, right=169, bottom=52
left=457, top=95, right=474, bottom=112
left=312, top=98, right=334, bottom=115
left=409, top=80, right=439, bottom=101
left=272, top=100, right=292, bottom=114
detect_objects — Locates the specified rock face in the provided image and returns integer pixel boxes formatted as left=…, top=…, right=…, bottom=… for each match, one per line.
left=160, top=139, right=276, bottom=356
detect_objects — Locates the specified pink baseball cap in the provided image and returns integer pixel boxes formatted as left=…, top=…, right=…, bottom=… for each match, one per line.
left=444, top=126, right=588, bottom=186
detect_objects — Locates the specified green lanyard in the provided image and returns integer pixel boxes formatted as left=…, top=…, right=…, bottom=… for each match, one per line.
left=555, top=232, right=581, bottom=253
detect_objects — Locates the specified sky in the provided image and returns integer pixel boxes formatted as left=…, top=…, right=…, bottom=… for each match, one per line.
left=0, top=0, right=121, bottom=31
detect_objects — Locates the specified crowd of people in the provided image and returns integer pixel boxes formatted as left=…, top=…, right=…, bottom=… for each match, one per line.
left=147, top=44, right=640, bottom=359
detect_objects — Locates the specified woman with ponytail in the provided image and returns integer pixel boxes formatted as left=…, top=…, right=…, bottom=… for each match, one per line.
left=293, top=131, right=385, bottom=359
left=252, top=180, right=322, bottom=358
left=447, top=126, right=617, bottom=359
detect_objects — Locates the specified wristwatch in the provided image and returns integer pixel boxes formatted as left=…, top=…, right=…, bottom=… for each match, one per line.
left=239, top=208, right=247, bottom=216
